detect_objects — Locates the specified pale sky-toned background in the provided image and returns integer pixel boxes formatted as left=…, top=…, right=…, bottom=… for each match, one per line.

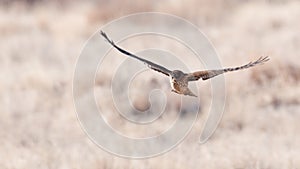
left=1, top=0, right=300, bottom=168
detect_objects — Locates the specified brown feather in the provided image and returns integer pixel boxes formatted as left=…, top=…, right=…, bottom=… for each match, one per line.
left=100, top=31, right=172, bottom=76
left=187, top=56, right=270, bottom=81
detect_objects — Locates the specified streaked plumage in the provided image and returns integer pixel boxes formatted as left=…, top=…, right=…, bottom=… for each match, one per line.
left=100, top=31, right=269, bottom=97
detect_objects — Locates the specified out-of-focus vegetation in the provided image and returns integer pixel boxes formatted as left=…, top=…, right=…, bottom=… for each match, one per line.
left=1, top=0, right=300, bottom=168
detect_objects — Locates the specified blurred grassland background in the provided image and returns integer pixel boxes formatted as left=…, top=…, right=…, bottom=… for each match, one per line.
left=1, top=0, right=300, bottom=168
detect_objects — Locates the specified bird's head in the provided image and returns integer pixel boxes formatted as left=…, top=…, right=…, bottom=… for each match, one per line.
left=171, top=70, right=185, bottom=80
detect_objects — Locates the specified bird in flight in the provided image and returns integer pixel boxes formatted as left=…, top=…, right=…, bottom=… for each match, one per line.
left=100, top=31, right=269, bottom=97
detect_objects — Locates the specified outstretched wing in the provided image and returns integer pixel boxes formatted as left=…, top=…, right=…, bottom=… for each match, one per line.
left=187, top=56, right=270, bottom=81
left=100, top=31, right=172, bottom=76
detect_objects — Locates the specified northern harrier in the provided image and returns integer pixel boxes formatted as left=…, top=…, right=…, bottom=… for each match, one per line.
left=100, top=31, right=269, bottom=97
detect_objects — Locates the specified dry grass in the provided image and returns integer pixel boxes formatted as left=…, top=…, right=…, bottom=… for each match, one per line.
left=1, top=0, right=300, bottom=168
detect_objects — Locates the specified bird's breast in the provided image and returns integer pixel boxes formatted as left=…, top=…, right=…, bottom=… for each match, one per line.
left=170, top=77, right=181, bottom=92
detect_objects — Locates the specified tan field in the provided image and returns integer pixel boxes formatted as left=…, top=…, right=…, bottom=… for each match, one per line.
left=1, top=0, right=300, bottom=168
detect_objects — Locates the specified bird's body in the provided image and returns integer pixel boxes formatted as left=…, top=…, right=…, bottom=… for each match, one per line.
left=169, top=70, right=197, bottom=97
left=100, top=31, right=270, bottom=97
